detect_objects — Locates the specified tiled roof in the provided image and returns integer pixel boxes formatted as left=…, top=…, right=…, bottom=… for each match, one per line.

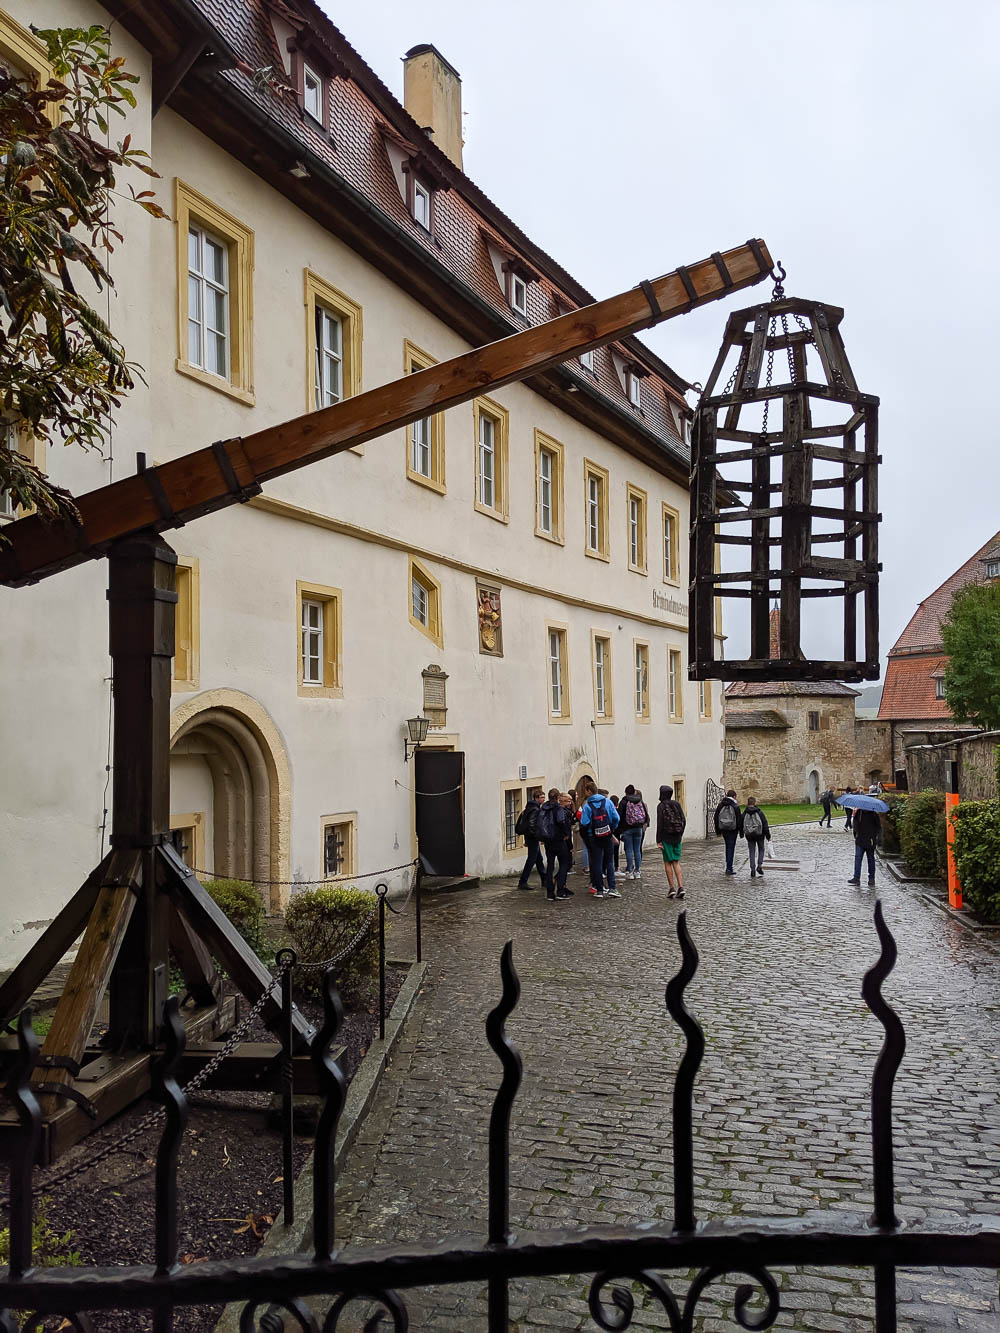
left=879, top=653, right=952, bottom=722
left=725, top=709, right=790, bottom=730
left=184, top=0, right=689, bottom=460
left=725, top=680, right=859, bottom=699
left=887, top=528, right=1000, bottom=654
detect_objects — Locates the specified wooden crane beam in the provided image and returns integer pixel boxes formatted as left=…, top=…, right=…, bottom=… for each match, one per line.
left=0, top=239, right=772, bottom=588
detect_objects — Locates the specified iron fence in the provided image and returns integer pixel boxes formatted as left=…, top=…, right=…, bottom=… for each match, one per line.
left=2, top=903, right=998, bottom=1331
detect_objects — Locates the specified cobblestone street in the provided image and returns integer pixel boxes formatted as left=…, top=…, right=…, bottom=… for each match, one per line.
left=336, top=824, right=1000, bottom=1331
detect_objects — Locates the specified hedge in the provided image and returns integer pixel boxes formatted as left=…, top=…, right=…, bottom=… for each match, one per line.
left=897, top=789, right=947, bottom=879
left=284, top=886, right=382, bottom=1000
left=952, top=798, right=1000, bottom=922
left=881, top=794, right=906, bottom=855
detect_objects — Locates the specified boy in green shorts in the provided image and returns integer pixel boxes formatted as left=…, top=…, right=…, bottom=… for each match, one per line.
left=655, top=784, right=686, bottom=899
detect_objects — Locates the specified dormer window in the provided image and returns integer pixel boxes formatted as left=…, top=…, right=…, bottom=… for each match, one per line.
left=412, top=178, right=432, bottom=230
left=509, top=272, right=527, bottom=316
left=626, top=366, right=642, bottom=409
left=580, top=348, right=596, bottom=373
left=986, top=559, right=1000, bottom=580
left=303, top=64, right=323, bottom=122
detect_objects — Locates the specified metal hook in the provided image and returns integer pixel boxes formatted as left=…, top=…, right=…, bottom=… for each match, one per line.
left=770, top=261, right=786, bottom=299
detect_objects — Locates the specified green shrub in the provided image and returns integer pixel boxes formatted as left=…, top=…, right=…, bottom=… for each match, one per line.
left=204, top=878, right=265, bottom=957
left=881, top=794, right=907, bottom=854
left=0, top=1200, right=81, bottom=1268
left=284, top=886, right=382, bottom=1001
left=898, top=789, right=947, bottom=878
left=952, top=798, right=1000, bottom=922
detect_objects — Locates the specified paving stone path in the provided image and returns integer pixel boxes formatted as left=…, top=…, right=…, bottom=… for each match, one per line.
left=336, top=824, right=1000, bottom=1331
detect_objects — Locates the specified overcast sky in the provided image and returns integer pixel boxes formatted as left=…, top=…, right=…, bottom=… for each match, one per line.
left=320, top=0, right=1000, bottom=680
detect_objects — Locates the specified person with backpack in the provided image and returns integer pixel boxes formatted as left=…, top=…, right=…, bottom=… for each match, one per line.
left=618, top=786, right=649, bottom=880
left=578, top=779, right=621, bottom=899
left=559, top=792, right=577, bottom=876
left=515, top=787, right=546, bottom=891
left=818, top=788, right=834, bottom=828
left=847, top=807, right=880, bottom=887
left=713, top=789, right=742, bottom=875
left=742, top=795, right=771, bottom=879
left=538, top=787, right=572, bottom=901
left=655, top=784, right=686, bottom=899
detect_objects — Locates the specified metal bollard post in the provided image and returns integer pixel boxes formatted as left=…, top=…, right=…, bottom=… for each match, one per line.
left=376, top=884, right=387, bottom=1042
left=276, top=948, right=296, bottom=1225
left=945, top=792, right=962, bottom=910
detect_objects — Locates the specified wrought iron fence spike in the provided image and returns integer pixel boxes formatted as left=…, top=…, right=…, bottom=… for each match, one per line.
left=665, top=912, right=705, bottom=1233
left=312, top=968, right=347, bottom=1263
left=485, top=941, right=523, bottom=1331
left=151, top=994, right=189, bottom=1295
left=7, top=1010, right=41, bottom=1282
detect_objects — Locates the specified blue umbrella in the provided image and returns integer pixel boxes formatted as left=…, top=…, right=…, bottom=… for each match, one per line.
left=838, top=793, right=889, bottom=814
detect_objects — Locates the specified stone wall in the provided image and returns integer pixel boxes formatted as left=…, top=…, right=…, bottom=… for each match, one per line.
left=723, top=698, right=891, bottom=803
left=904, top=732, right=1000, bottom=801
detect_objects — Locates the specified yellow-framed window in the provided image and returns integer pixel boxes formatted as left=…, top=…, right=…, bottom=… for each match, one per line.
left=699, top=679, right=712, bottom=719
left=0, top=420, right=44, bottom=521
left=662, top=502, right=680, bottom=585
left=534, top=429, right=565, bottom=544
left=668, top=648, right=683, bottom=721
left=321, top=812, right=357, bottom=878
left=584, top=459, right=610, bottom=561
left=592, top=631, right=613, bottom=722
left=175, top=180, right=254, bottom=404
left=473, top=396, right=509, bottom=522
left=672, top=777, right=687, bottom=813
left=296, top=579, right=343, bottom=697
left=0, top=13, right=58, bottom=125
left=305, top=270, right=363, bottom=412
left=172, top=556, right=201, bottom=692
left=634, top=639, right=650, bottom=720
left=169, top=812, right=206, bottom=874
left=627, top=483, right=648, bottom=573
left=547, top=622, right=571, bottom=722
left=404, top=340, right=445, bottom=493
left=409, top=556, right=443, bottom=648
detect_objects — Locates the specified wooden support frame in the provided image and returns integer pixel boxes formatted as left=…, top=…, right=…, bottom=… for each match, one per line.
left=689, top=295, right=880, bottom=683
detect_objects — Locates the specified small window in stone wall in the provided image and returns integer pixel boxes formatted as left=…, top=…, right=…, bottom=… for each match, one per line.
left=807, top=711, right=820, bottom=731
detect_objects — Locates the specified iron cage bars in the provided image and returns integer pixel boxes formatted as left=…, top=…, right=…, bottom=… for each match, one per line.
left=689, top=295, right=880, bottom=683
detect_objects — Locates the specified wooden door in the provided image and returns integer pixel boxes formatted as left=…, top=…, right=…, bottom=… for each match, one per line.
left=414, top=750, right=465, bottom=878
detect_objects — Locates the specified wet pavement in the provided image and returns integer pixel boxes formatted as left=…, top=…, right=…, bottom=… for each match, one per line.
left=335, top=824, right=1000, bottom=1331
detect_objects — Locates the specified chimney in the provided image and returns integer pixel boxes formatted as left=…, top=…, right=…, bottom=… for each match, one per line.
left=403, top=44, right=463, bottom=170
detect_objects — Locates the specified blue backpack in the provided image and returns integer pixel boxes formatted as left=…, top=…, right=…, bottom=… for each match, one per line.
left=586, top=795, right=612, bottom=838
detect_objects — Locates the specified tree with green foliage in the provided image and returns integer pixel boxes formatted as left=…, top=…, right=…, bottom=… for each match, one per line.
left=0, top=24, right=166, bottom=525
left=941, top=579, right=1000, bottom=731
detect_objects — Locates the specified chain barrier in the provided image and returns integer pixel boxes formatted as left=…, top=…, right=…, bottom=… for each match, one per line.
left=392, top=778, right=464, bottom=797
left=189, top=858, right=418, bottom=888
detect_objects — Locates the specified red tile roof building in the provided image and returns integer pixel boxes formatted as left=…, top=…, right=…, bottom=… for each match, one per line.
left=879, top=528, right=1000, bottom=772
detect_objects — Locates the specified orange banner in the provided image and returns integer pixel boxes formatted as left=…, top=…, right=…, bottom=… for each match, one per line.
left=945, top=791, right=962, bottom=911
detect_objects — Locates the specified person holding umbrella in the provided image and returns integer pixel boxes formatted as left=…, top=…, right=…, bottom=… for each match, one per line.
left=839, top=790, right=889, bottom=886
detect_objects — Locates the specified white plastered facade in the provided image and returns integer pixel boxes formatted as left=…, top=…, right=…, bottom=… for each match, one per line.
left=0, top=0, right=725, bottom=966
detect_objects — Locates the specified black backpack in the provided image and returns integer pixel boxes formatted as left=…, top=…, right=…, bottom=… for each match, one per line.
left=537, top=803, right=564, bottom=843
left=515, top=802, right=539, bottom=838
left=743, top=807, right=763, bottom=838
left=718, top=801, right=737, bottom=832
left=660, top=800, right=685, bottom=837
left=586, top=795, right=612, bottom=838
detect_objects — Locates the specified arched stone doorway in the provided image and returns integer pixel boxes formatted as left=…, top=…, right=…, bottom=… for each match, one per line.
left=807, top=769, right=821, bottom=803
left=169, top=691, right=291, bottom=911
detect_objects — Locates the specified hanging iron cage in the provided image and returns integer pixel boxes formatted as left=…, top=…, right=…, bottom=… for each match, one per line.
left=689, top=277, right=880, bottom=682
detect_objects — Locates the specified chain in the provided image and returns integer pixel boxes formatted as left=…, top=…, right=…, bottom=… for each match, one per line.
left=184, top=955, right=293, bottom=1096
left=189, top=860, right=417, bottom=888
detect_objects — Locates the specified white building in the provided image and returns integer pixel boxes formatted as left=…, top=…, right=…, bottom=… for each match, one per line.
left=0, top=0, right=724, bottom=963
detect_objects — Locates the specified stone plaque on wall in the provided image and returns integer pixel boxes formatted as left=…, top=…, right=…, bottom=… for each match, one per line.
left=422, top=664, right=448, bottom=728
left=477, top=580, right=503, bottom=656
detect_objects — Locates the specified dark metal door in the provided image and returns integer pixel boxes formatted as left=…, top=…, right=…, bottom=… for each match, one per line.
left=415, top=749, right=465, bottom=877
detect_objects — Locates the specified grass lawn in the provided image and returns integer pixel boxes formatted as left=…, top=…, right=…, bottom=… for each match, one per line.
left=759, top=802, right=829, bottom=827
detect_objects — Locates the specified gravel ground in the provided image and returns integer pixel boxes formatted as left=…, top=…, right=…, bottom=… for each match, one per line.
left=33, top=966, right=406, bottom=1333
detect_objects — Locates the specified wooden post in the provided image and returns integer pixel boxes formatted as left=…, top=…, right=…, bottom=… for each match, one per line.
left=105, top=532, right=178, bottom=1049
left=945, top=792, right=962, bottom=911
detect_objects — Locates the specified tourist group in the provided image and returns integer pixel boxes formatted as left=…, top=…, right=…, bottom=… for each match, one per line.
left=514, top=778, right=687, bottom=903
